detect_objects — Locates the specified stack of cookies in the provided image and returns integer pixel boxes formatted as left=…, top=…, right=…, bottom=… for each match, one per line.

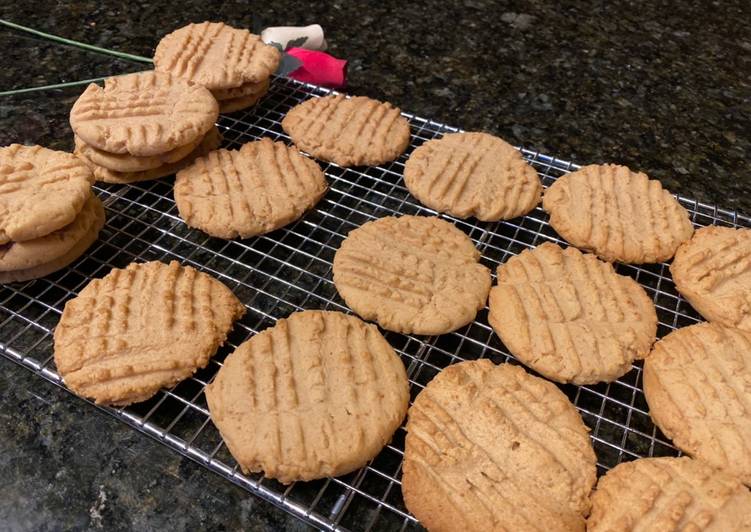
left=154, top=22, right=281, bottom=114
left=70, top=70, right=220, bottom=184
left=0, top=144, right=104, bottom=283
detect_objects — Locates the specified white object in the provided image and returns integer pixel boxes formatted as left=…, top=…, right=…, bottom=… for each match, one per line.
left=261, top=24, right=327, bottom=51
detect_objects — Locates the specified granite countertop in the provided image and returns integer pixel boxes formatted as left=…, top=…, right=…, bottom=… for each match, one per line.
left=1, top=1, right=749, bottom=530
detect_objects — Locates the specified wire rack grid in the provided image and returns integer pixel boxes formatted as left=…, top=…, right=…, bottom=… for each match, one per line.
left=1, top=76, right=749, bottom=531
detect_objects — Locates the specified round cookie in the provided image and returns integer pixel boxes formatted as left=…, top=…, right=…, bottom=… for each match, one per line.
left=74, top=133, right=203, bottom=172
left=543, top=164, right=694, bottom=263
left=69, top=70, right=218, bottom=157
left=332, top=215, right=491, bottom=335
left=205, top=310, right=409, bottom=484
left=404, top=132, right=542, bottom=221
left=282, top=94, right=411, bottom=167
left=154, top=22, right=281, bottom=90
left=0, top=196, right=105, bottom=284
left=0, top=194, right=103, bottom=272
left=671, top=225, right=751, bottom=331
left=174, top=137, right=327, bottom=238
left=76, top=127, right=221, bottom=184
left=643, top=322, right=751, bottom=485
left=489, top=242, right=657, bottom=384
left=403, top=360, right=597, bottom=532
left=0, top=144, right=94, bottom=244
left=54, top=260, right=246, bottom=405
left=588, top=457, right=751, bottom=531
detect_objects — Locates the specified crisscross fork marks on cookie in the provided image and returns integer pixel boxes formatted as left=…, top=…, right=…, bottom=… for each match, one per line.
left=72, top=92, right=171, bottom=120
left=404, top=132, right=542, bottom=221
left=409, top=397, right=550, bottom=530
left=489, top=243, right=657, bottom=384
left=543, top=164, right=694, bottom=263
left=53, top=261, right=245, bottom=405
left=469, top=364, right=596, bottom=511
left=205, top=311, right=409, bottom=484
left=154, top=22, right=281, bottom=89
left=162, top=21, right=219, bottom=81
left=644, top=322, right=751, bottom=485
left=0, top=144, right=94, bottom=244
left=403, top=361, right=596, bottom=532
left=69, top=71, right=218, bottom=157
left=333, top=215, right=491, bottom=334
left=671, top=226, right=751, bottom=331
left=588, top=457, right=751, bottom=531
left=174, top=138, right=327, bottom=239
left=282, top=94, right=411, bottom=167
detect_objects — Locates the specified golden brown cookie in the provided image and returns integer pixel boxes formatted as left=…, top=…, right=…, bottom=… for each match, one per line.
left=488, top=243, right=657, bottom=384
left=54, top=260, right=245, bottom=405
left=282, top=94, right=411, bottom=167
left=153, top=22, right=281, bottom=90
left=543, top=164, right=694, bottom=263
left=588, top=457, right=751, bottom=531
left=403, top=132, right=542, bottom=221
left=643, top=322, right=751, bottom=485
left=0, top=195, right=104, bottom=284
left=174, top=137, right=327, bottom=238
left=671, top=225, right=751, bottom=331
left=333, top=215, right=491, bottom=335
left=205, top=310, right=409, bottom=484
left=75, top=127, right=221, bottom=184
left=403, top=360, right=597, bottom=532
left=74, top=133, right=202, bottom=172
left=69, top=70, right=218, bottom=157
left=0, top=144, right=94, bottom=244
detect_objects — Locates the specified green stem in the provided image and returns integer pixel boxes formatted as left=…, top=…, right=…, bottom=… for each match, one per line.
left=0, top=19, right=153, bottom=63
left=0, top=77, right=108, bottom=96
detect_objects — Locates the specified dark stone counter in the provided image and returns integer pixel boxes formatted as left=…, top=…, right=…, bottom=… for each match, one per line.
left=1, top=0, right=749, bottom=530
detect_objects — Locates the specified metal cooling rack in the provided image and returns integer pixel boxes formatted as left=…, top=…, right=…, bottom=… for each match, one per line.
left=1, top=76, right=749, bottom=531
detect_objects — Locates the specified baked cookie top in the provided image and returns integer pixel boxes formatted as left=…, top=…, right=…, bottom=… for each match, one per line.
left=643, top=322, right=751, bottom=485
left=671, top=225, right=751, bottom=331
left=70, top=70, right=218, bottom=157
left=0, top=144, right=93, bottom=244
left=489, top=242, right=657, bottom=384
left=333, top=215, right=491, bottom=335
left=0, top=194, right=103, bottom=272
left=403, top=360, right=597, bottom=532
left=588, top=457, right=751, bottom=531
left=154, top=22, right=281, bottom=90
left=54, top=260, right=245, bottom=405
left=205, top=310, right=409, bottom=484
left=282, top=94, right=411, bottom=167
left=174, top=137, right=327, bottom=238
left=404, top=132, right=542, bottom=221
left=543, top=164, right=694, bottom=263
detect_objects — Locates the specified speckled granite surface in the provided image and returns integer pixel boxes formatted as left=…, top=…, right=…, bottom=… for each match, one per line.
left=0, top=0, right=749, bottom=530
left=0, top=361, right=308, bottom=532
